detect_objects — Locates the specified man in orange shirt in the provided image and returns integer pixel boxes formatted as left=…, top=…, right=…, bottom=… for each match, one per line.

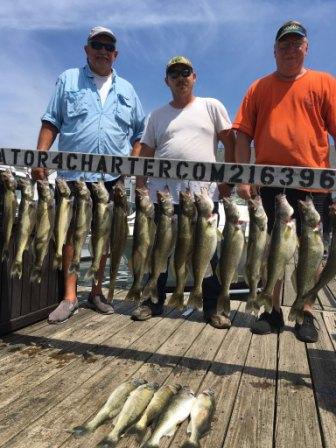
left=233, top=20, right=336, bottom=343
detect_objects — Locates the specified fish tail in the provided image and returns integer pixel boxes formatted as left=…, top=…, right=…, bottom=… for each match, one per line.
left=53, top=254, right=63, bottom=270
left=245, top=295, right=260, bottom=315
left=142, top=282, right=158, bottom=303
left=68, top=262, right=80, bottom=277
left=71, top=425, right=89, bottom=438
left=107, top=274, right=117, bottom=300
left=168, top=292, right=185, bottom=309
left=125, top=287, right=142, bottom=302
left=289, top=300, right=304, bottom=323
left=10, top=261, right=22, bottom=279
left=257, top=292, right=273, bottom=313
left=30, top=267, right=42, bottom=284
left=1, top=248, right=9, bottom=262
left=187, top=290, right=203, bottom=311
left=217, top=293, right=231, bottom=315
left=133, top=420, right=147, bottom=441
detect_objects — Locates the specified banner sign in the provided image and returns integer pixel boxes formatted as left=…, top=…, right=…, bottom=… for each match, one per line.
left=1, top=147, right=335, bottom=190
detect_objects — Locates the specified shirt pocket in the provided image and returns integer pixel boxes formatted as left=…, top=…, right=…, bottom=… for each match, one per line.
left=64, top=91, right=88, bottom=118
left=115, top=94, right=132, bottom=129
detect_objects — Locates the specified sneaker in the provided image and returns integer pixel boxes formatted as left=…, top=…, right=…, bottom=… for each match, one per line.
left=131, top=299, right=164, bottom=321
left=251, top=308, right=284, bottom=334
left=48, top=299, right=78, bottom=324
left=88, top=294, right=114, bottom=314
left=294, top=311, right=319, bottom=343
left=205, top=313, right=231, bottom=329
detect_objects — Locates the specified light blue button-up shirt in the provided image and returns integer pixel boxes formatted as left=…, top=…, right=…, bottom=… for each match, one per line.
left=42, top=64, right=145, bottom=181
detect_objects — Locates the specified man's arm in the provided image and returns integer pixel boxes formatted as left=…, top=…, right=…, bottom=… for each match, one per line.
left=217, top=129, right=236, bottom=198
left=235, top=130, right=253, bottom=200
left=32, top=121, right=59, bottom=180
left=135, top=143, right=155, bottom=189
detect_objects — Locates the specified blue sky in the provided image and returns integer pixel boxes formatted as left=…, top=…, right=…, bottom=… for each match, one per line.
left=0, top=0, right=335, bottom=149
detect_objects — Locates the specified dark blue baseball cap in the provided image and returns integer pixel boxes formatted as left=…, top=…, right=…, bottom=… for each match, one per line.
left=276, top=21, right=307, bottom=41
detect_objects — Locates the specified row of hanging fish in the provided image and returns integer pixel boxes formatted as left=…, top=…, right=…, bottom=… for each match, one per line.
left=126, top=185, right=334, bottom=322
left=0, top=171, right=128, bottom=294
left=71, top=378, right=215, bottom=447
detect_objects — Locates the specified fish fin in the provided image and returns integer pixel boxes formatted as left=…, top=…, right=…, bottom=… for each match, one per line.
left=245, top=295, right=260, bottom=315
left=165, top=425, right=178, bottom=437
left=168, top=292, right=185, bottom=309
left=68, top=262, right=80, bottom=277
left=30, top=267, right=42, bottom=284
left=53, top=254, right=63, bottom=270
left=256, top=292, right=273, bottom=313
left=10, top=261, right=22, bottom=279
left=186, top=420, right=192, bottom=434
left=1, top=248, right=9, bottom=262
left=290, top=268, right=297, bottom=292
left=217, top=293, right=231, bottom=315
left=126, top=287, right=142, bottom=302
left=84, top=267, right=98, bottom=284
left=71, top=425, right=90, bottom=438
left=187, top=290, right=203, bottom=311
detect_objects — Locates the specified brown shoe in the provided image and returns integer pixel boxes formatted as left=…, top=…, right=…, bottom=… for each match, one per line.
left=205, top=313, right=231, bottom=329
left=131, top=299, right=164, bottom=321
left=88, top=294, right=114, bottom=314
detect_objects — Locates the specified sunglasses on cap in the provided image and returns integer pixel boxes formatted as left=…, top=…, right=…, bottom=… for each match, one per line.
left=167, top=67, right=193, bottom=79
left=90, top=41, right=116, bottom=52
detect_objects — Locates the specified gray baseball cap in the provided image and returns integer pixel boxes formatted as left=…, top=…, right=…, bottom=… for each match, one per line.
left=87, top=26, right=116, bottom=43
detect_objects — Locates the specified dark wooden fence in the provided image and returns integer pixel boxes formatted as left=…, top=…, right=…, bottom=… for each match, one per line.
left=0, top=182, right=61, bottom=335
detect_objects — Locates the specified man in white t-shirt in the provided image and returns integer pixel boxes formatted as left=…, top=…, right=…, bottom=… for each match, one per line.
left=131, top=56, right=235, bottom=328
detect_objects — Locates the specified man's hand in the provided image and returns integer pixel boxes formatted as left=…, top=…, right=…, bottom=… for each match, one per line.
left=31, top=167, right=48, bottom=181
left=236, top=183, right=252, bottom=200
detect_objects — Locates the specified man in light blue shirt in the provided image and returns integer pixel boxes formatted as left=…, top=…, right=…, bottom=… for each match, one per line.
left=34, top=26, right=145, bottom=323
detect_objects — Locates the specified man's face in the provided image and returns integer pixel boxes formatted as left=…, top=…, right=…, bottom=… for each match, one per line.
left=165, top=64, right=196, bottom=97
left=85, top=35, right=118, bottom=76
left=274, top=34, right=308, bottom=75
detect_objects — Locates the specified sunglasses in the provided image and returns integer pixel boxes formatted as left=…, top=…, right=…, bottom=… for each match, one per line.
left=167, top=67, right=193, bottom=79
left=90, top=41, right=116, bottom=52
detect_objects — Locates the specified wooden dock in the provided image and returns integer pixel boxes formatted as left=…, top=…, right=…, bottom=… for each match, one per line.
left=0, top=270, right=336, bottom=448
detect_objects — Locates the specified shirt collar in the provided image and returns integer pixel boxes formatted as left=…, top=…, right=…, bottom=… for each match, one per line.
left=84, top=64, right=117, bottom=82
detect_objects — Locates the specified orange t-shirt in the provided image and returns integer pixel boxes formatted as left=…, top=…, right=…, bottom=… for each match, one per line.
left=233, top=70, right=336, bottom=168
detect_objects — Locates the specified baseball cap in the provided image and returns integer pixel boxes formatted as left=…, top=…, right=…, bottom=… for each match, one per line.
left=166, top=56, right=193, bottom=73
left=87, top=26, right=117, bottom=43
left=275, top=21, right=307, bottom=41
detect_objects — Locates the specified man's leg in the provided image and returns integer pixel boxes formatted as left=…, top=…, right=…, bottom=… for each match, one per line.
left=48, top=242, right=78, bottom=323
left=88, top=254, right=114, bottom=314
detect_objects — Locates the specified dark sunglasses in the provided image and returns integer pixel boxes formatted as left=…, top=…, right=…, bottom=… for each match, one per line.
left=167, top=67, right=193, bottom=79
left=90, top=41, right=115, bottom=52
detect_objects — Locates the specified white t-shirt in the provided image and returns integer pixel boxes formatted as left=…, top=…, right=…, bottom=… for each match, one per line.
left=93, top=73, right=112, bottom=106
left=140, top=97, right=232, bottom=203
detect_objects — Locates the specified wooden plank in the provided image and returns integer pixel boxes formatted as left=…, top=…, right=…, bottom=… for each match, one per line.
left=322, top=312, right=336, bottom=352
left=1, top=308, right=185, bottom=448
left=274, top=308, right=322, bottom=447
left=0, top=302, right=137, bottom=411
left=306, top=312, right=336, bottom=448
left=325, top=277, right=336, bottom=300
left=0, top=306, right=93, bottom=359
left=222, top=323, right=278, bottom=447
left=318, top=286, right=336, bottom=311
